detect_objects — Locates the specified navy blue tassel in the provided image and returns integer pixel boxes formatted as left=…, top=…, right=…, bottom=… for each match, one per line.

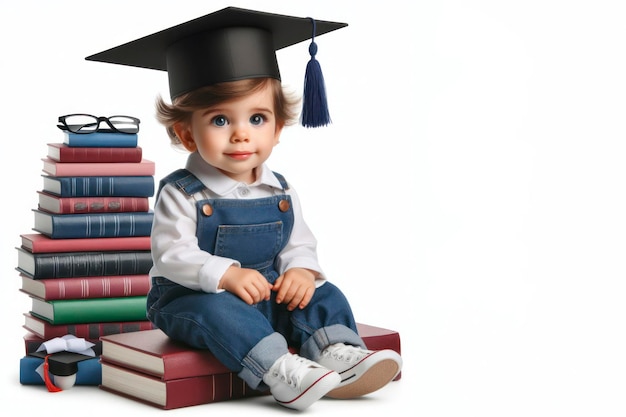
left=301, top=18, right=331, bottom=128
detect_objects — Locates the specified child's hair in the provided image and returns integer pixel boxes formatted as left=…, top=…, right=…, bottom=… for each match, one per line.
left=156, top=78, right=299, bottom=147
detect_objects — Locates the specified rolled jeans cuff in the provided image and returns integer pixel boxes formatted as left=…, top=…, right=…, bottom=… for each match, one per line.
left=300, top=324, right=365, bottom=362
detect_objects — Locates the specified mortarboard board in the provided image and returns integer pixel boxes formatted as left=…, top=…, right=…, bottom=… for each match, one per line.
left=85, top=6, right=348, bottom=127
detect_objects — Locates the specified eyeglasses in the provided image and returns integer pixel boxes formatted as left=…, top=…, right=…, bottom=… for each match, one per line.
left=57, top=114, right=140, bottom=134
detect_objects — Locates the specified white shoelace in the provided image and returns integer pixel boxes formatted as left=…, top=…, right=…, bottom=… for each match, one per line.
left=322, top=343, right=370, bottom=364
left=271, top=353, right=318, bottom=388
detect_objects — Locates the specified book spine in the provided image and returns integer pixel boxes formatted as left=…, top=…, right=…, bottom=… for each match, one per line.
left=40, top=211, right=154, bottom=239
left=21, top=234, right=152, bottom=253
left=64, top=132, right=138, bottom=148
left=20, top=356, right=102, bottom=386
left=43, top=158, right=155, bottom=177
left=100, top=363, right=264, bottom=409
left=26, top=274, right=151, bottom=300
left=23, top=314, right=154, bottom=339
left=45, top=176, right=155, bottom=197
left=27, top=251, right=153, bottom=278
left=52, top=196, right=150, bottom=214
left=53, top=146, right=143, bottom=163
left=36, top=296, right=149, bottom=324
left=165, top=372, right=262, bottom=409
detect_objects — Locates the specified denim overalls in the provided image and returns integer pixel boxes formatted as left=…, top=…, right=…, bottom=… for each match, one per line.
left=147, top=169, right=364, bottom=390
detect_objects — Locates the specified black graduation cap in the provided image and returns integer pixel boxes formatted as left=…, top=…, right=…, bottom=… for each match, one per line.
left=85, top=7, right=347, bottom=127
left=30, top=350, right=94, bottom=391
left=30, top=350, right=93, bottom=377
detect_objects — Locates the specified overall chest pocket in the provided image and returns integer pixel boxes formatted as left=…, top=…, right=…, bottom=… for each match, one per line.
left=214, top=221, right=284, bottom=270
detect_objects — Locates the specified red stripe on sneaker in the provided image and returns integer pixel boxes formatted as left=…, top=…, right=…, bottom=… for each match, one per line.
left=278, top=370, right=336, bottom=405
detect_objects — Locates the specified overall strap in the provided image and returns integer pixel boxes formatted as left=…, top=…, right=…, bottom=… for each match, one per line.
left=156, top=169, right=206, bottom=200
left=272, top=171, right=289, bottom=191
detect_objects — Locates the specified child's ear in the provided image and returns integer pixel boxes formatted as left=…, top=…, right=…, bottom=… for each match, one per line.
left=174, top=122, right=197, bottom=152
left=273, top=123, right=284, bottom=146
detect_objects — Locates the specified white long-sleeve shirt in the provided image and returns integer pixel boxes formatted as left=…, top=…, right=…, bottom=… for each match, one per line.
left=149, top=152, right=325, bottom=293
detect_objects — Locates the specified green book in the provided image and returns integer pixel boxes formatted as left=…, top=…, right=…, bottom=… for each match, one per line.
left=29, top=296, right=148, bottom=325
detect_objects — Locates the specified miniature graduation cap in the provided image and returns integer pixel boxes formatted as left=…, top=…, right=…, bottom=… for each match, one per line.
left=30, top=351, right=94, bottom=391
left=85, top=6, right=347, bottom=128
left=29, top=335, right=96, bottom=391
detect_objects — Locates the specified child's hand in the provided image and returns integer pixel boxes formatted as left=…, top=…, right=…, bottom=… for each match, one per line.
left=273, top=268, right=316, bottom=311
left=219, top=266, right=272, bottom=305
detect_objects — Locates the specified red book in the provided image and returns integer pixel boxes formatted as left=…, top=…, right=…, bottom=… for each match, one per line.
left=100, top=363, right=263, bottom=410
left=20, top=273, right=151, bottom=300
left=23, top=332, right=102, bottom=355
left=101, top=329, right=230, bottom=380
left=357, top=323, right=402, bottom=356
left=41, top=158, right=155, bottom=177
left=23, top=312, right=153, bottom=340
left=47, top=143, right=143, bottom=163
left=23, top=332, right=45, bottom=354
left=20, top=233, right=151, bottom=253
left=37, top=191, right=150, bottom=214
left=98, top=323, right=401, bottom=409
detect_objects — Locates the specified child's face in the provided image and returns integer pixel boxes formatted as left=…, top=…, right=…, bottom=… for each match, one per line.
left=177, top=84, right=282, bottom=183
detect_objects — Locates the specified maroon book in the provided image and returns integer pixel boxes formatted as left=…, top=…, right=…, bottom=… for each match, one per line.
left=100, top=363, right=264, bottom=410
left=23, top=332, right=102, bottom=356
left=20, top=233, right=151, bottom=254
left=101, top=329, right=231, bottom=380
left=37, top=191, right=150, bottom=214
left=20, top=273, right=151, bottom=300
left=47, top=143, right=143, bottom=163
left=23, top=312, right=154, bottom=340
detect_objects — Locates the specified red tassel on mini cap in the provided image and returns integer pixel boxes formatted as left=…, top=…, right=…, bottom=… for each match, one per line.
left=301, top=18, right=331, bottom=128
left=43, top=355, right=63, bottom=392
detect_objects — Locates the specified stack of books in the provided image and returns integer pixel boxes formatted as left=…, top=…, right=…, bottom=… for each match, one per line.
left=17, top=127, right=157, bottom=387
left=98, top=323, right=402, bottom=409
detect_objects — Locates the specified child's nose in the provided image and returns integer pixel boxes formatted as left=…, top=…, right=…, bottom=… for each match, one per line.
left=231, top=126, right=250, bottom=143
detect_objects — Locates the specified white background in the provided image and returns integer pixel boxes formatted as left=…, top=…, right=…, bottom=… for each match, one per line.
left=1, top=0, right=625, bottom=416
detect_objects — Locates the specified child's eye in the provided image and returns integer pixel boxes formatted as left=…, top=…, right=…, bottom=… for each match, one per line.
left=212, top=115, right=228, bottom=127
left=250, top=114, right=266, bottom=126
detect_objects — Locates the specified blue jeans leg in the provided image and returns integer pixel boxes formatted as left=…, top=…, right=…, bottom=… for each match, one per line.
left=286, top=282, right=366, bottom=361
left=148, top=287, right=288, bottom=389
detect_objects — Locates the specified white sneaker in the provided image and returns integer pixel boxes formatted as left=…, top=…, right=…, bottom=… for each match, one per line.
left=263, top=353, right=341, bottom=410
left=317, top=343, right=402, bottom=399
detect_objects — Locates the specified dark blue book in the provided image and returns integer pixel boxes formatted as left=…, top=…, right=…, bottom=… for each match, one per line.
left=20, top=355, right=102, bottom=386
left=16, top=246, right=153, bottom=279
left=64, top=131, right=138, bottom=148
left=42, top=175, right=155, bottom=197
left=32, top=209, right=154, bottom=239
